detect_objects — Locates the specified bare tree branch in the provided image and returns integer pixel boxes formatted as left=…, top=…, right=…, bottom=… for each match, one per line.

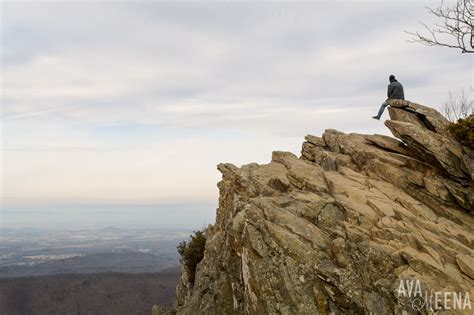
left=442, top=87, right=474, bottom=121
left=406, top=0, right=473, bottom=53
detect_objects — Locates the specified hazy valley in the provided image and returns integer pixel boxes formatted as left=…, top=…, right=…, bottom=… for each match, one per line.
left=0, top=227, right=186, bottom=275
left=0, top=227, right=187, bottom=314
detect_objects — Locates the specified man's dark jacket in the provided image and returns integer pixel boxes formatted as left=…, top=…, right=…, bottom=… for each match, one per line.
left=387, top=80, right=404, bottom=100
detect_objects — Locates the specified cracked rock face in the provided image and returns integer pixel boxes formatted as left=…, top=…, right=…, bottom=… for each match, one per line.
left=173, top=101, right=473, bottom=314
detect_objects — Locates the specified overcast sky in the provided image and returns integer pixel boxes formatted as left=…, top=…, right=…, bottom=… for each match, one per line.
left=1, top=0, right=472, bottom=228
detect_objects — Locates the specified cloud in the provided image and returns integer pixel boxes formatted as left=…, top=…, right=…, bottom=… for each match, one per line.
left=1, top=0, right=471, bottom=211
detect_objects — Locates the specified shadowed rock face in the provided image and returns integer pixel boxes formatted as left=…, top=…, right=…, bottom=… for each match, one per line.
left=171, top=101, right=473, bottom=314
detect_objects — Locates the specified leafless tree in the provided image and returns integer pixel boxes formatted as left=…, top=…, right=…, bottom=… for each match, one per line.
left=407, top=0, right=473, bottom=53
left=442, top=87, right=473, bottom=121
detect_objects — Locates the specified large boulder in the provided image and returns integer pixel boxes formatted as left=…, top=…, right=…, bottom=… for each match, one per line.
left=387, top=99, right=451, bottom=134
left=384, top=120, right=469, bottom=180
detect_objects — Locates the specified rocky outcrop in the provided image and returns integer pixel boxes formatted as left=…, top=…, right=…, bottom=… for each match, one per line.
left=173, top=101, right=473, bottom=314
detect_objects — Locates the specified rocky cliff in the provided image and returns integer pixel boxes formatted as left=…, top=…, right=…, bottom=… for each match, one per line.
left=172, top=100, right=474, bottom=314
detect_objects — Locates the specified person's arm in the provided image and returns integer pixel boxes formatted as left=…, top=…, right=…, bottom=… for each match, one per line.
left=387, top=84, right=394, bottom=99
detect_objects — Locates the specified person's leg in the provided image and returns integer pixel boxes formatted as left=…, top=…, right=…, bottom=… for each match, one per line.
left=373, top=101, right=389, bottom=120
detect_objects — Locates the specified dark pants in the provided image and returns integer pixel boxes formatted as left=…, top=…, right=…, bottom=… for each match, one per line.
left=375, top=101, right=389, bottom=119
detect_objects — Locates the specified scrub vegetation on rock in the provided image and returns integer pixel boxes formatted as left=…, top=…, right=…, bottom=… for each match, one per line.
left=177, top=230, right=207, bottom=286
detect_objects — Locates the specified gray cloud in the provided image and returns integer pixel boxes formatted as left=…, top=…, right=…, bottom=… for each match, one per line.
left=1, top=0, right=471, bottom=210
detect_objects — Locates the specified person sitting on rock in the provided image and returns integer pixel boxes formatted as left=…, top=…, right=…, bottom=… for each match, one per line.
left=372, top=75, right=405, bottom=120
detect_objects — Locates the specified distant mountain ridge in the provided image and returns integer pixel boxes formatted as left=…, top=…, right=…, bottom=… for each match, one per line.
left=0, top=267, right=180, bottom=315
left=0, top=251, right=177, bottom=278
